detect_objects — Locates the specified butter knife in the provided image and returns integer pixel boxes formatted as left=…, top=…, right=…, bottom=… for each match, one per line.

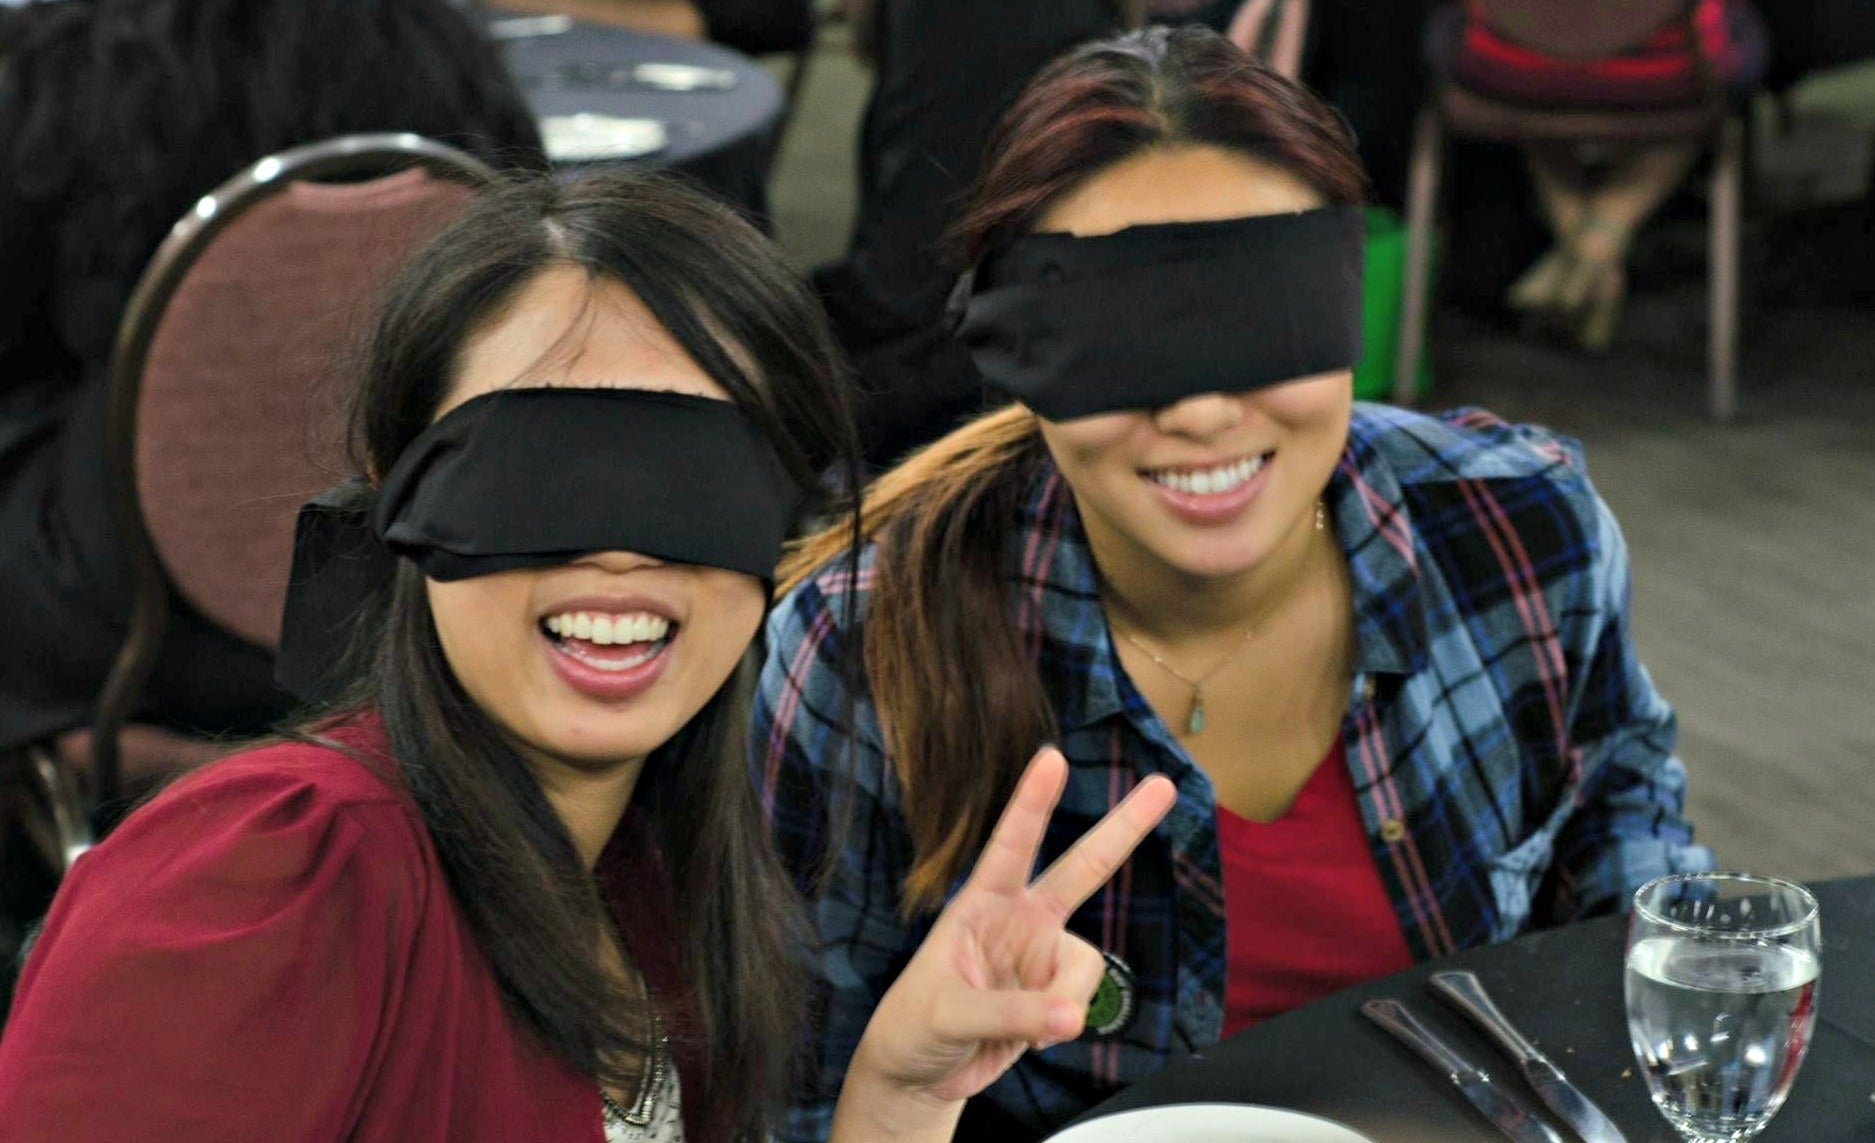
left=1361, top=999, right=1568, bottom=1143
left=1429, top=971, right=1630, bottom=1143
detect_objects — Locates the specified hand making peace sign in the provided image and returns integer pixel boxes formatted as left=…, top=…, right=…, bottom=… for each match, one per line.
left=829, top=746, right=1178, bottom=1141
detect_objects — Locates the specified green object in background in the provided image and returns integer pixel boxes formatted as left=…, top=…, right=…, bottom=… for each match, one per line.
left=1353, top=206, right=1434, bottom=403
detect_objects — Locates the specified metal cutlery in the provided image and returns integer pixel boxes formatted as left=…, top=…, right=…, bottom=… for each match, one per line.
left=487, top=14, right=574, bottom=39
left=629, top=62, right=738, bottom=91
left=544, top=61, right=739, bottom=94
left=1429, top=971, right=1630, bottom=1143
left=1361, top=998, right=1568, bottom=1143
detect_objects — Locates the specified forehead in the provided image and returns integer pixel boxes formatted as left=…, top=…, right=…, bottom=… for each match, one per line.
left=439, top=265, right=730, bottom=419
left=1036, top=144, right=1325, bottom=238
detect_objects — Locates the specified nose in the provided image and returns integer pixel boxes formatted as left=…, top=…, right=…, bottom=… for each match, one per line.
left=570, top=550, right=665, bottom=574
left=1151, top=391, right=1245, bottom=440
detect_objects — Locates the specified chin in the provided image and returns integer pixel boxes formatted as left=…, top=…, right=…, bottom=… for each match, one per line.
left=1136, top=523, right=1275, bottom=578
left=1163, top=547, right=1264, bottom=582
left=553, top=731, right=668, bottom=768
left=509, top=710, right=671, bottom=771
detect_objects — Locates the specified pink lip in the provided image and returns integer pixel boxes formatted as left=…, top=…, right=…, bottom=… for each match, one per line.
left=536, top=594, right=679, bottom=703
left=542, top=631, right=671, bottom=702
left=537, top=594, right=679, bottom=623
left=1141, top=453, right=1272, bottom=525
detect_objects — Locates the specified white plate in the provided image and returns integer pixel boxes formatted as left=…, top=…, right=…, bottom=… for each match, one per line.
left=1046, top=1103, right=1376, bottom=1143
left=540, top=114, right=668, bottom=162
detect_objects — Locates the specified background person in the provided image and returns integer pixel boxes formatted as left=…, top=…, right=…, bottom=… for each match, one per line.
left=0, top=0, right=546, bottom=757
left=487, top=0, right=815, bottom=56
left=818, top=0, right=1249, bottom=468
left=1424, top=0, right=1770, bottom=348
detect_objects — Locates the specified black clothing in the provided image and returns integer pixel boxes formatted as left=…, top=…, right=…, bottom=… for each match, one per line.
left=698, top=0, right=815, bottom=55
left=817, top=0, right=1140, bottom=467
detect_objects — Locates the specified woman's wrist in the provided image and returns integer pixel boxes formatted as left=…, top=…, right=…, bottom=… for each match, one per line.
left=826, top=1039, right=965, bottom=1143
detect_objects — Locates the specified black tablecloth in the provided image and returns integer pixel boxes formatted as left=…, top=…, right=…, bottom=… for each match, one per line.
left=1081, top=877, right=1875, bottom=1142
left=498, top=18, right=784, bottom=221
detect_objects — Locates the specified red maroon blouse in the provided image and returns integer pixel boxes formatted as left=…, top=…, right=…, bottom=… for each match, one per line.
left=1217, top=739, right=1414, bottom=1038
left=0, top=715, right=717, bottom=1142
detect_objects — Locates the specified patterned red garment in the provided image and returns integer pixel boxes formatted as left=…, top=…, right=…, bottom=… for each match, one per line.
left=1445, top=0, right=1763, bottom=109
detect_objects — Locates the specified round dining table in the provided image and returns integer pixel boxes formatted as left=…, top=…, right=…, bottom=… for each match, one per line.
left=1076, top=875, right=1875, bottom=1141
left=494, top=14, right=785, bottom=222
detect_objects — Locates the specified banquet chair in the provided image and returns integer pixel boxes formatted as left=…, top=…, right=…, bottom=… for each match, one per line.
left=1395, top=0, right=1754, bottom=420
left=20, top=133, right=497, bottom=866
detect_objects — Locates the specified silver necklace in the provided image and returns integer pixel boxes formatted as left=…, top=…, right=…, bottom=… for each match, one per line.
left=601, top=1016, right=670, bottom=1129
left=1111, top=621, right=1255, bottom=736
left=1108, top=500, right=1326, bottom=736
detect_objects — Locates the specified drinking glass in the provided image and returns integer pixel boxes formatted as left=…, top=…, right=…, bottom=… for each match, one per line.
left=1625, top=873, right=1821, bottom=1143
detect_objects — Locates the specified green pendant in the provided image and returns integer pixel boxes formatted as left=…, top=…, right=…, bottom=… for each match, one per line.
left=1186, top=693, right=1205, bottom=735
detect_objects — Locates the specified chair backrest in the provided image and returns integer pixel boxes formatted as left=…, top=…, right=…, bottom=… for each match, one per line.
left=107, top=135, right=495, bottom=651
left=1472, top=0, right=1693, bottom=60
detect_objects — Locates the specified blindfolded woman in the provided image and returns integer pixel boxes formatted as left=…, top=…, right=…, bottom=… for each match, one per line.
left=759, top=25, right=1714, bottom=1139
left=0, top=172, right=1174, bottom=1143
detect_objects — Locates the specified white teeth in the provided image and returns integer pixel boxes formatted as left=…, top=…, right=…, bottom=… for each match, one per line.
left=543, top=611, right=672, bottom=647
left=1146, top=454, right=1264, bottom=495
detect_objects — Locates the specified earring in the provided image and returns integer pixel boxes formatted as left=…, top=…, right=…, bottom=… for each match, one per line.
left=1314, top=499, right=1327, bottom=532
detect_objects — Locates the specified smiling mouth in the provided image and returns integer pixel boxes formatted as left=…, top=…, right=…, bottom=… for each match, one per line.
left=1141, top=451, right=1271, bottom=495
left=540, top=610, right=675, bottom=672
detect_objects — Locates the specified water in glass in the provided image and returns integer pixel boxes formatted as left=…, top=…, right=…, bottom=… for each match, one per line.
left=1625, top=873, right=1821, bottom=1143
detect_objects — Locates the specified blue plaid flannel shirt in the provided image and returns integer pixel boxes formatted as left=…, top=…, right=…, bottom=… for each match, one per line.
left=752, top=404, right=1713, bottom=1139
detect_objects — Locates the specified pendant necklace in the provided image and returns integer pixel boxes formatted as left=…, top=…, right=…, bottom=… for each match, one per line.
left=1107, top=500, right=1326, bottom=736
left=1111, top=620, right=1256, bottom=736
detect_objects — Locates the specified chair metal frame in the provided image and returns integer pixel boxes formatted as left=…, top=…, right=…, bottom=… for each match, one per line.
left=1226, top=0, right=1311, bottom=81
left=1394, top=0, right=1749, bottom=421
left=87, top=133, right=497, bottom=827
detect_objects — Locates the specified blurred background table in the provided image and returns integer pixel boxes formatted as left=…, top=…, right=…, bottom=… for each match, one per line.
left=496, top=15, right=785, bottom=223
left=1079, top=876, right=1875, bottom=1142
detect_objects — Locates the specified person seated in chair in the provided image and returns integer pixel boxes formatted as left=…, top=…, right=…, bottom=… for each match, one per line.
left=0, top=169, right=1175, bottom=1142
left=1425, top=0, right=1769, bottom=349
left=757, top=27, right=1715, bottom=1140
left=0, top=0, right=546, bottom=759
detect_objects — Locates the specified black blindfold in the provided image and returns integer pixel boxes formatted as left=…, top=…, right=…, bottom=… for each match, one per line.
left=951, top=206, right=1365, bottom=421
left=276, top=386, right=796, bottom=702
left=373, top=386, right=797, bottom=582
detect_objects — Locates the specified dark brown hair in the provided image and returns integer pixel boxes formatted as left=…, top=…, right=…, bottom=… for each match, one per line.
left=332, top=171, right=858, bottom=1138
left=783, top=25, right=1366, bottom=911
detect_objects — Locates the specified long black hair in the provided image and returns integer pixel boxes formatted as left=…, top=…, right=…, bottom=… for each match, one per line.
left=326, top=170, right=860, bottom=1138
left=0, top=0, right=544, bottom=362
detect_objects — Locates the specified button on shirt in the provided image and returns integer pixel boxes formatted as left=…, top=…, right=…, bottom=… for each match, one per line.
left=1216, top=738, right=1415, bottom=1038
left=752, top=403, right=1714, bottom=1140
